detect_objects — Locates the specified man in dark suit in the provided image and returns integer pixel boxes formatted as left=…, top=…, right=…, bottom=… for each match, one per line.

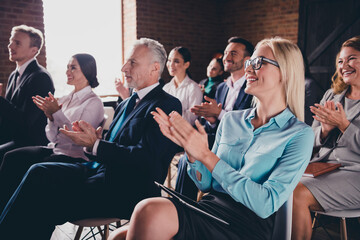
left=0, top=38, right=182, bottom=239
left=178, top=37, right=254, bottom=200
left=0, top=25, right=54, bottom=161
left=191, top=37, right=254, bottom=145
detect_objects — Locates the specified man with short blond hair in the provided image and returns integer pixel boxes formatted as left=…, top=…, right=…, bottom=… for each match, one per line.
left=0, top=25, right=54, bottom=162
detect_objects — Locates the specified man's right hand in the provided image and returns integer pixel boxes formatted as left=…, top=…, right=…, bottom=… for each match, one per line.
left=190, top=96, right=222, bottom=118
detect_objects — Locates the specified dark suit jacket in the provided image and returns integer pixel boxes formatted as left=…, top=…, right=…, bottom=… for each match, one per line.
left=89, top=84, right=182, bottom=204
left=205, top=80, right=252, bottom=147
left=199, top=76, right=224, bottom=100
left=0, top=60, right=54, bottom=146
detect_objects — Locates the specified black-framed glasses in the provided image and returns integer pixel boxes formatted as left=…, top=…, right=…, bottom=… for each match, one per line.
left=245, top=56, right=280, bottom=70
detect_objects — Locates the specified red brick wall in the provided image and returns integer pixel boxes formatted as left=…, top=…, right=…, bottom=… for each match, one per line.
left=221, top=0, right=300, bottom=47
left=0, top=0, right=300, bottom=95
left=134, top=0, right=224, bottom=82
left=0, top=0, right=47, bottom=96
left=133, top=0, right=299, bottom=82
left=122, top=0, right=137, bottom=63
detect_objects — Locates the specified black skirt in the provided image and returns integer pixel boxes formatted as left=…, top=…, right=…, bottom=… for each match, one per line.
left=170, top=191, right=276, bottom=240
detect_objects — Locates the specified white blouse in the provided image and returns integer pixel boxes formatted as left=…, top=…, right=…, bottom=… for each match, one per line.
left=46, top=86, right=104, bottom=160
left=163, top=75, right=203, bottom=125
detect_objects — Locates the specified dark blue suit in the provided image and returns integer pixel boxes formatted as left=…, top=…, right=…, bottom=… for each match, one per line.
left=0, top=84, right=182, bottom=240
left=176, top=80, right=252, bottom=200
left=0, top=60, right=54, bottom=160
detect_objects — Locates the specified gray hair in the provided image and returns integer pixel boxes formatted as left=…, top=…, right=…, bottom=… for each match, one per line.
left=133, top=38, right=167, bottom=76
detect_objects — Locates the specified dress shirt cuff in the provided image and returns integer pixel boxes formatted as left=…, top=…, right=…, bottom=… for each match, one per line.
left=84, top=139, right=101, bottom=156
left=218, top=109, right=226, bottom=120
left=187, top=156, right=201, bottom=169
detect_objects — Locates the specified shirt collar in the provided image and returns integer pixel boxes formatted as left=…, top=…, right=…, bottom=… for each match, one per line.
left=245, top=107, right=295, bottom=128
left=171, top=74, right=191, bottom=88
left=17, top=58, right=36, bottom=76
left=134, top=82, right=159, bottom=100
left=226, top=75, right=246, bottom=90
left=71, top=85, right=92, bottom=101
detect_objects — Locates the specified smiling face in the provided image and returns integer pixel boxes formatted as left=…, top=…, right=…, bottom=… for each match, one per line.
left=166, top=50, right=189, bottom=78
left=337, top=46, right=360, bottom=87
left=207, top=58, right=223, bottom=78
left=8, top=31, right=38, bottom=66
left=244, top=45, right=282, bottom=100
left=66, top=57, right=89, bottom=88
left=223, top=42, right=247, bottom=73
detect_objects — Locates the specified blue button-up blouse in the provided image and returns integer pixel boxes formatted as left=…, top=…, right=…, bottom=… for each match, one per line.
left=187, top=108, right=314, bottom=218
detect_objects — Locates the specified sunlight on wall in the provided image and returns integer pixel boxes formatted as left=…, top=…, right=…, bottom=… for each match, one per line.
left=43, top=0, right=122, bottom=97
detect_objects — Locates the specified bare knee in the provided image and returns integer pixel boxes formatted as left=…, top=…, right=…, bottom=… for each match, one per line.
left=127, top=198, right=179, bottom=240
left=293, top=182, right=322, bottom=211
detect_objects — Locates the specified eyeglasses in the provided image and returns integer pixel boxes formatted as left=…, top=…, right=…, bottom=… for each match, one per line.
left=245, top=56, right=279, bottom=70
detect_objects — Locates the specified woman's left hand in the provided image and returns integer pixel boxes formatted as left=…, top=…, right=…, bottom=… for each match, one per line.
left=152, top=108, right=219, bottom=171
left=310, top=100, right=350, bottom=133
left=33, top=92, right=62, bottom=121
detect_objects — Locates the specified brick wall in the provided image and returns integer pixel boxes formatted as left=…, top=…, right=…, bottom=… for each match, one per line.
left=122, top=0, right=137, bottom=63
left=221, top=0, right=300, bottom=47
left=133, top=0, right=299, bottom=82
left=134, top=0, right=224, bottom=82
left=0, top=0, right=47, bottom=96
left=0, top=0, right=300, bottom=95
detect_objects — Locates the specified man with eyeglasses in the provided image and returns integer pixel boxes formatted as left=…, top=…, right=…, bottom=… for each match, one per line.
left=176, top=37, right=254, bottom=200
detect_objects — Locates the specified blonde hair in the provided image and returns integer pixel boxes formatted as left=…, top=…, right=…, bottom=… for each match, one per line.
left=255, top=37, right=305, bottom=121
left=11, top=25, right=44, bottom=56
left=331, top=36, right=360, bottom=94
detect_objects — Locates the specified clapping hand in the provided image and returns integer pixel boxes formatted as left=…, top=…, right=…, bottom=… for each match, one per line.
left=190, top=96, right=222, bottom=118
left=115, top=77, right=130, bottom=100
left=151, top=108, right=219, bottom=172
left=310, top=100, right=350, bottom=138
left=32, top=92, right=61, bottom=121
left=59, top=120, right=102, bottom=150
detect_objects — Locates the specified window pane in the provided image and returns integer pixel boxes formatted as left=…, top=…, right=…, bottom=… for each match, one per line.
left=43, top=0, right=122, bottom=97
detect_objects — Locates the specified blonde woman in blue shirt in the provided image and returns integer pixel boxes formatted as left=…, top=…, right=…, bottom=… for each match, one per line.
left=109, top=37, right=314, bottom=240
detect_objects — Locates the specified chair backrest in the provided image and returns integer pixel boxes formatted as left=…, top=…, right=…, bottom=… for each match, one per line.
left=272, top=193, right=293, bottom=240
left=103, top=106, right=115, bottom=130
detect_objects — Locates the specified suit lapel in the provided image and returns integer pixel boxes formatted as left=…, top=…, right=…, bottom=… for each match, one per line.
left=233, top=82, right=247, bottom=110
left=220, top=85, right=229, bottom=107
left=10, top=60, right=38, bottom=100
left=5, top=71, right=17, bottom=100
left=108, top=84, right=162, bottom=142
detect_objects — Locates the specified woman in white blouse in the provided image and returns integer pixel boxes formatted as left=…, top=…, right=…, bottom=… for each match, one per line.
left=0, top=53, right=104, bottom=210
left=163, top=47, right=203, bottom=125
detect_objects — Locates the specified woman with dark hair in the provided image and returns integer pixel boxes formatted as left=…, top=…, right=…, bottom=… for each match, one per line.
left=292, top=36, right=360, bottom=240
left=0, top=53, right=104, bottom=210
left=199, top=57, right=224, bottom=100
left=163, top=46, right=203, bottom=125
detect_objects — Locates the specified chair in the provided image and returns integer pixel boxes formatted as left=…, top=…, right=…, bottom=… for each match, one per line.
left=271, top=193, right=293, bottom=240
left=312, top=209, right=360, bottom=240
left=70, top=218, right=126, bottom=240
left=103, top=106, right=115, bottom=131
